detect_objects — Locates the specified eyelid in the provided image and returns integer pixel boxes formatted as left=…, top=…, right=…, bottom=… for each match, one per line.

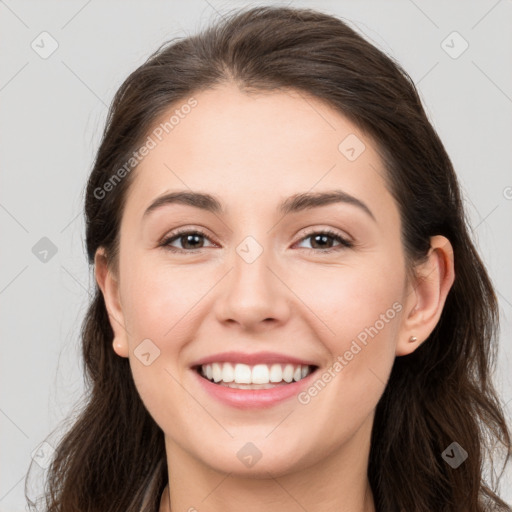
left=294, top=227, right=353, bottom=251
left=298, top=225, right=353, bottom=244
left=159, top=226, right=218, bottom=249
left=160, top=225, right=354, bottom=252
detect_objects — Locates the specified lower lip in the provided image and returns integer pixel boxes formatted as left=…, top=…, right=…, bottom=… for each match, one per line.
left=192, top=368, right=318, bottom=409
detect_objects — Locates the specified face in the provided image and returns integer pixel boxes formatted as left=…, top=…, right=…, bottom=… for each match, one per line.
left=102, top=83, right=413, bottom=477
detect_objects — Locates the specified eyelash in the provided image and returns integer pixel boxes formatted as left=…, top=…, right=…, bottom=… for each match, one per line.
left=159, top=227, right=353, bottom=254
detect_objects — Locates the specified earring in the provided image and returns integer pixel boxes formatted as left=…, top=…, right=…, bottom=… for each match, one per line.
left=409, top=336, right=418, bottom=343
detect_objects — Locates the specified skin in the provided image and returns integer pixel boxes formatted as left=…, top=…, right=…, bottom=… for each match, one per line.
left=95, top=83, right=455, bottom=512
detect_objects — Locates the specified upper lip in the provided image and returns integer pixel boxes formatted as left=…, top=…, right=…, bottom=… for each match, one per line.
left=190, top=351, right=319, bottom=368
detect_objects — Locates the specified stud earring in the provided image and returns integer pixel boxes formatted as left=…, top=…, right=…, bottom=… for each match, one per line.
left=409, top=336, right=418, bottom=343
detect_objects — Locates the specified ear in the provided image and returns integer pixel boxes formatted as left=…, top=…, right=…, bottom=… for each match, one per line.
left=396, top=235, right=455, bottom=356
left=94, top=248, right=129, bottom=358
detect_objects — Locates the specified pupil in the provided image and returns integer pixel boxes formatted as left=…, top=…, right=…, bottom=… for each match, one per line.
left=183, top=234, right=202, bottom=249
left=313, top=234, right=330, bottom=249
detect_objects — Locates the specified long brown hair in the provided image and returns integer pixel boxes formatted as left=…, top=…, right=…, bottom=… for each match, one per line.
left=26, top=6, right=511, bottom=511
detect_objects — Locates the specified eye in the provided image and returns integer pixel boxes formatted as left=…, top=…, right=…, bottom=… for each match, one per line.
left=295, top=229, right=353, bottom=253
left=160, top=227, right=353, bottom=254
left=160, top=228, right=216, bottom=252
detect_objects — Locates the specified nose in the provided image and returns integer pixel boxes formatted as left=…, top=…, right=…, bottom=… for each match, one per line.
left=212, top=236, right=291, bottom=331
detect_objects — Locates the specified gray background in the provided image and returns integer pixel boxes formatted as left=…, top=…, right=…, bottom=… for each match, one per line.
left=1, top=1, right=511, bottom=509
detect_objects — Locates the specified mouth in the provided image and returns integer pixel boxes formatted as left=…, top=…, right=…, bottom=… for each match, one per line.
left=192, top=362, right=319, bottom=389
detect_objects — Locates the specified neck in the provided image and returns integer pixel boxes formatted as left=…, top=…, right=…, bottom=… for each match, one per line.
left=160, top=481, right=374, bottom=512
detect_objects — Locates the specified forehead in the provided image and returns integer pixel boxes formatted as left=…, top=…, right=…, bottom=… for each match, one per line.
left=124, top=83, right=395, bottom=222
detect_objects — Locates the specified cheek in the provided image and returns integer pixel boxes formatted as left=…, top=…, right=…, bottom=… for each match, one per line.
left=120, top=258, right=202, bottom=425
left=295, top=257, right=403, bottom=391
left=292, top=266, right=402, bottom=435
left=300, top=258, right=403, bottom=342
left=120, top=253, right=207, bottom=340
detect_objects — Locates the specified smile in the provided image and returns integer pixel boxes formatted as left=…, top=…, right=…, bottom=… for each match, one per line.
left=196, top=362, right=316, bottom=388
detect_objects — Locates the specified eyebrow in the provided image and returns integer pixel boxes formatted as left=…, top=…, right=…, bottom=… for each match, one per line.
left=142, top=189, right=376, bottom=222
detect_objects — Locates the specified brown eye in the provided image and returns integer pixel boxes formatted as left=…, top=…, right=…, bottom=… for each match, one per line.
left=296, top=230, right=353, bottom=252
left=161, top=229, right=214, bottom=252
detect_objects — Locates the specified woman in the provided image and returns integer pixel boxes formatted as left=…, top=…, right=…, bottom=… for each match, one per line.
left=27, top=5, right=511, bottom=512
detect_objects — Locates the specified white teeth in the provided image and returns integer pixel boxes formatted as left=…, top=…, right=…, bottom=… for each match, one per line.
left=234, top=363, right=252, bottom=384
left=212, top=363, right=222, bottom=383
left=251, top=364, right=269, bottom=384
left=269, top=364, right=282, bottom=383
left=221, top=362, right=234, bottom=382
left=282, top=364, right=294, bottom=383
left=198, top=362, right=314, bottom=385
left=212, top=362, right=235, bottom=383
